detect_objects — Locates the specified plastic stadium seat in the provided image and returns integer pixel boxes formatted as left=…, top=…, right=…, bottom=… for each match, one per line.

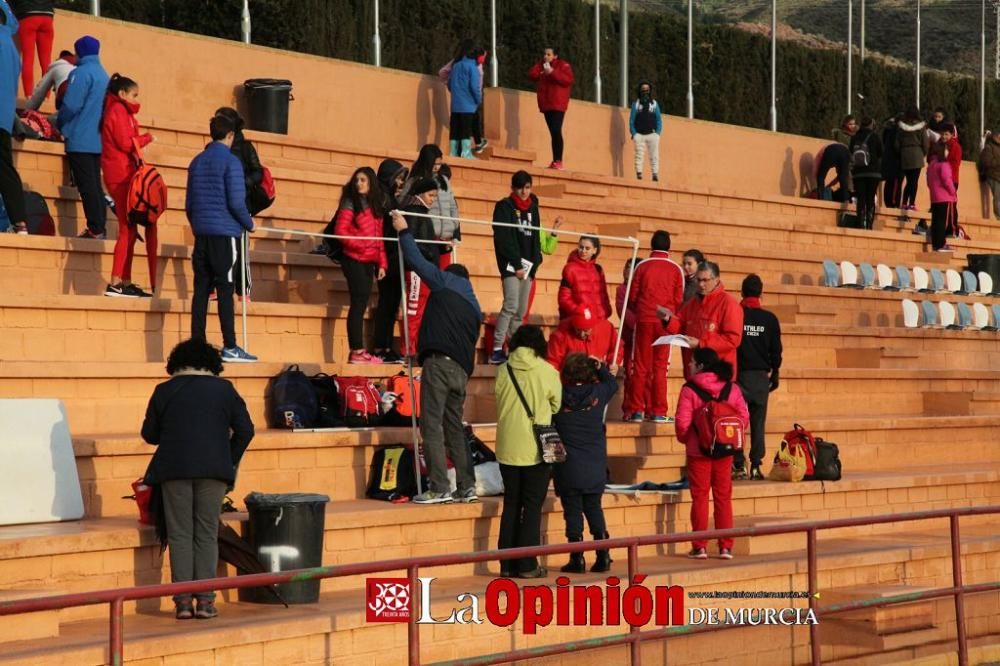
left=877, top=264, right=898, bottom=290
left=961, top=270, right=978, bottom=295
left=945, top=269, right=964, bottom=294
left=822, top=259, right=840, bottom=287
left=975, top=303, right=996, bottom=330
left=938, top=301, right=957, bottom=328
left=956, top=302, right=973, bottom=328
left=901, top=299, right=920, bottom=328
left=895, top=265, right=913, bottom=291
left=929, top=268, right=946, bottom=292
left=992, top=304, right=1000, bottom=331
left=921, top=301, right=939, bottom=327
left=978, top=271, right=994, bottom=295
left=913, top=267, right=932, bottom=293
left=839, top=261, right=864, bottom=289
left=859, top=262, right=877, bottom=288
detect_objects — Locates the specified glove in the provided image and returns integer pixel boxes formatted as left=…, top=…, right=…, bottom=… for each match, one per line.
left=768, top=370, right=780, bottom=393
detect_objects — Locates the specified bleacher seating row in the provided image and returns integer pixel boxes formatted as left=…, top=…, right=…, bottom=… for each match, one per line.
left=823, top=259, right=995, bottom=296
left=900, top=299, right=1000, bottom=329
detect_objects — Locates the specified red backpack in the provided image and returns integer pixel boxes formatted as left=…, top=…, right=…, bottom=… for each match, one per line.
left=127, top=140, right=168, bottom=228
left=685, top=382, right=745, bottom=458
left=334, top=376, right=383, bottom=427
left=780, top=424, right=818, bottom=478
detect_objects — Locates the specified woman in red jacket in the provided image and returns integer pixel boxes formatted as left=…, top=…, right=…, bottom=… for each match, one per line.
left=528, top=46, right=574, bottom=170
left=675, top=347, right=749, bottom=560
left=335, top=167, right=389, bottom=363
left=102, top=74, right=154, bottom=298
left=558, top=235, right=611, bottom=321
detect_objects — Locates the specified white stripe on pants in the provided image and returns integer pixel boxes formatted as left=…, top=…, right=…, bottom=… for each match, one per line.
left=634, top=132, right=661, bottom=177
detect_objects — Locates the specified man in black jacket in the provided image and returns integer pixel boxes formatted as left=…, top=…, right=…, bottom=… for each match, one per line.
left=391, top=210, right=483, bottom=505
left=734, top=274, right=782, bottom=481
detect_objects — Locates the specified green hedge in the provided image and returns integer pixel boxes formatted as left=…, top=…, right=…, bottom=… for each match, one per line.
left=55, top=0, right=999, bottom=155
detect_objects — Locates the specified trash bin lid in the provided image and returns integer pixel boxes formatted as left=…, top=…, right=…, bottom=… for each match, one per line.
left=244, top=492, right=330, bottom=507
left=244, top=78, right=293, bottom=89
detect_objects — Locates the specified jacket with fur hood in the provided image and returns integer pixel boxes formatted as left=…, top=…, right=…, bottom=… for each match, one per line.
left=895, top=120, right=930, bottom=171
left=675, top=371, right=749, bottom=459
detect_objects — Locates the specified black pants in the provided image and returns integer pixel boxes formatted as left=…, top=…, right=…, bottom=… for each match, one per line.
left=421, top=354, right=475, bottom=494
left=373, top=252, right=401, bottom=352
left=561, top=491, right=606, bottom=541
left=736, top=370, right=771, bottom=468
left=473, top=102, right=484, bottom=144
left=450, top=112, right=475, bottom=142
left=855, top=178, right=879, bottom=229
left=340, top=256, right=376, bottom=350
left=947, top=182, right=959, bottom=235
left=498, top=462, right=551, bottom=574
left=0, top=130, right=25, bottom=226
left=902, top=168, right=922, bottom=207
left=930, top=202, right=951, bottom=250
left=233, top=233, right=252, bottom=297
left=882, top=174, right=902, bottom=209
left=543, top=110, right=565, bottom=162
left=191, top=235, right=238, bottom=349
left=67, top=152, right=106, bottom=234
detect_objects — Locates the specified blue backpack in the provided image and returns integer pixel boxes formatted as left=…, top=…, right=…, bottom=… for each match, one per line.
left=267, top=364, right=319, bottom=429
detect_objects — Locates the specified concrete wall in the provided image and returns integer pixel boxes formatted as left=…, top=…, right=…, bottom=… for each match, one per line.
left=54, top=11, right=988, bottom=221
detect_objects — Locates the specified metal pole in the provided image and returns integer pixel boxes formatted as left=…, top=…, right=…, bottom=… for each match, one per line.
left=950, top=516, right=969, bottom=666
left=241, top=232, right=249, bottom=352
left=109, top=598, right=123, bottom=666
left=396, top=247, right=421, bottom=496
left=982, top=0, right=987, bottom=144
left=770, top=0, right=777, bottom=131
left=807, top=529, right=821, bottom=665
left=995, top=1, right=999, bottom=80
left=594, top=0, right=602, bottom=104
left=373, top=0, right=382, bottom=67
left=241, top=0, right=251, bottom=44
left=860, top=0, right=866, bottom=63
left=916, top=0, right=921, bottom=108
left=687, top=0, right=694, bottom=118
left=90, top=0, right=100, bottom=16
left=847, top=0, right=853, bottom=114
left=490, top=0, right=499, bottom=87
left=620, top=0, right=629, bottom=108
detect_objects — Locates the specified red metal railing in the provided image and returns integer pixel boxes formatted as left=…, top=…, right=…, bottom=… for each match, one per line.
left=1, top=505, right=998, bottom=666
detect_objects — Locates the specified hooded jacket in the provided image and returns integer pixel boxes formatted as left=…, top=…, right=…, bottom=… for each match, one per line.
left=57, top=53, right=110, bottom=153
left=448, top=56, right=482, bottom=114
left=333, top=197, right=388, bottom=270
left=978, top=137, right=1000, bottom=181
left=553, top=365, right=618, bottom=495
left=100, top=93, right=153, bottom=187
left=492, top=194, right=542, bottom=278
left=629, top=83, right=662, bottom=136
left=495, top=347, right=562, bottom=466
left=558, top=251, right=612, bottom=320
left=185, top=141, right=254, bottom=237
left=377, top=159, right=409, bottom=262
left=926, top=158, right=957, bottom=204
left=628, top=250, right=685, bottom=325
left=667, top=282, right=744, bottom=379
left=430, top=174, right=461, bottom=244
left=849, top=127, right=883, bottom=179
left=895, top=120, right=930, bottom=171
left=26, top=56, right=74, bottom=110
left=0, top=1, right=17, bottom=134
left=528, top=57, right=574, bottom=113
left=675, top=371, right=749, bottom=459
left=547, top=317, right=621, bottom=370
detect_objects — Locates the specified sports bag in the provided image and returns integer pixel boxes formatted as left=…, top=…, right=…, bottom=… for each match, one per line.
left=268, top=364, right=319, bottom=429
left=779, top=424, right=818, bottom=478
left=768, top=442, right=807, bottom=482
left=685, top=382, right=745, bottom=458
left=810, top=439, right=842, bottom=481
left=309, top=372, right=342, bottom=428
left=366, top=445, right=419, bottom=501
left=381, top=372, right=421, bottom=426
left=851, top=139, right=871, bottom=168
left=24, top=191, right=55, bottom=235
left=127, top=139, right=168, bottom=228
left=334, top=376, right=382, bottom=427
left=248, top=165, right=275, bottom=215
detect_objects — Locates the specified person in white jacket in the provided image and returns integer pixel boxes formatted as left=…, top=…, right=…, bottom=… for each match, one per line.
left=25, top=49, right=75, bottom=111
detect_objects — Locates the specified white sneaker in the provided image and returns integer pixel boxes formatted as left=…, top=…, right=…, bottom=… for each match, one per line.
left=413, top=490, right=453, bottom=505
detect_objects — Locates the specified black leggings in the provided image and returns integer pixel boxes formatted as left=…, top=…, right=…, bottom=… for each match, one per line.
left=372, top=253, right=401, bottom=352
left=543, top=110, right=565, bottom=162
left=855, top=178, right=879, bottom=229
left=930, top=202, right=952, bottom=250
left=902, top=168, right=922, bottom=207
left=561, top=491, right=607, bottom=540
left=340, top=256, right=376, bottom=350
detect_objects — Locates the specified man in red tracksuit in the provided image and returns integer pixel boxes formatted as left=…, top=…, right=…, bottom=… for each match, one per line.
left=622, top=230, right=685, bottom=424
left=547, top=305, right=622, bottom=371
left=663, top=260, right=744, bottom=381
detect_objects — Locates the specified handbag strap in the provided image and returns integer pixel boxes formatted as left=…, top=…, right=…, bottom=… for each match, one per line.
left=506, top=364, right=535, bottom=424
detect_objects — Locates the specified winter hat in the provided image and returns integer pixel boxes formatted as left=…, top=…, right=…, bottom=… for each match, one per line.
left=408, top=177, right=437, bottom=197
left=571, top=305, right=597, bottom=331
left=74, top=36, right=100, bottom=58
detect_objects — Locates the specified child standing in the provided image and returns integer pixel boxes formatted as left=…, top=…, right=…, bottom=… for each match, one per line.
left=615, top=257, right=637, bottom=376
left=102, top=74, right=154, bottom=297
left=630, top=81, right=662, bottom=181
left=926, top=142, right=957, bottom=253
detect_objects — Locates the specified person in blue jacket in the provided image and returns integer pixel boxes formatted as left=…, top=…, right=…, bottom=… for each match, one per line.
left=0, top=1, right=27, bottom=235
left=629, top=81, right=663, bottom=182
left=186, top=114, right=257, bottom=363
left=447, top=39, right=483, bottom=160
left=57, top=35, right=110, bottom=238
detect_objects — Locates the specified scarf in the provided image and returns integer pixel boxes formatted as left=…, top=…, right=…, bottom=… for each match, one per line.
left=741, top=297, right=762, bottom=309
left=511, top=193, right=533, bottom=212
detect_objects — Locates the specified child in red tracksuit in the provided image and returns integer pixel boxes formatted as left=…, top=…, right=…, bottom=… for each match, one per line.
left=622, top=230, right=684, bottom=423
left=102, top=73, right=154, bottom=298
left=615, top=258, right=637, bottom=376
left=675, top=347, right=749, bottom=560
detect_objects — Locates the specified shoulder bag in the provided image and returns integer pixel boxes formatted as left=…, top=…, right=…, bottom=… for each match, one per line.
left=506, top=364, right=566, bottom=464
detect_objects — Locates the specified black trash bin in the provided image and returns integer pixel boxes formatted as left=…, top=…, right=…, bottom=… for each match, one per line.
left=239, top=492, right=329, bottom=604
left=243, top=78, right=293, bottom=134
left=967, top=254, right=1000, bottom=293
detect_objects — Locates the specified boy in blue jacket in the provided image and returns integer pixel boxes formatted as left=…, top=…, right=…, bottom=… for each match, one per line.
left=186, top=114, right=257, bottom=362
left=629, top=81, right=663, bottom=182
left=0, top=1, right=27, bottom=234
left=57, top=35, right=110, bottom=239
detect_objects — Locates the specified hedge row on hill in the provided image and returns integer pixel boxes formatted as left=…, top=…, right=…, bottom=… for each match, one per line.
left=55, top=0, right=1000, bottom=155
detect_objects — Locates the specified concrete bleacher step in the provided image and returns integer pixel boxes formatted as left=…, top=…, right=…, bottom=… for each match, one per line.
left=819, top=584, right=941, bottom=649
left=0, top=589, right=63, bottom=644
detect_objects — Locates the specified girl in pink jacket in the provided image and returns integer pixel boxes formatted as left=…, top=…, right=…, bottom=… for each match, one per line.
left=675, top=347, right=749, bottom=560
left=926, top=142, right=957, bottom=252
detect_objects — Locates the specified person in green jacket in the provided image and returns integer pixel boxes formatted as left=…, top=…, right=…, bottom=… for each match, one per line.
left=494, top=325, right=562, bottom=578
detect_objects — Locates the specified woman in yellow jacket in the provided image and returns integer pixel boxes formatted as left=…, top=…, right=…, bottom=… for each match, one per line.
left=495, top=325, right=562, bottom=578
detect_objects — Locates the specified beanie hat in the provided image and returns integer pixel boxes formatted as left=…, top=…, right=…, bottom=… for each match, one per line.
left=408, top=177, right=437, bottom=197
left=75, top=36, right=100, bottom=58
left=571, top=305, right=597, bottom=331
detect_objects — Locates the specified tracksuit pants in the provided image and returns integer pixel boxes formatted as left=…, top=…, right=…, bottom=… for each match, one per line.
left=687, top=456, right=734, bottom=551
left=405, top=270, right=430, bottom=356
left=634, top=132, right=660, bottom=177
left=622, top=320, right=670, bottom=417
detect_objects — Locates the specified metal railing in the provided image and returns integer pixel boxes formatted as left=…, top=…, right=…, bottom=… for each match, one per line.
left=1, top=505, right=997, bottom=665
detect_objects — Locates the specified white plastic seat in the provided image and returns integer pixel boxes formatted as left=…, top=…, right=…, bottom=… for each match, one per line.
left=839, top=261, right=863, bottom=288
left=938, top=301, right=957, bottom=328
left=945, top=269, right=964, bottom=294
left=978, top=271, right=994, bottom=295
left=913, top=266, right=931, bottom=293
left=876, top=264, right=897, bottom=290
left=901, top=299, right=919, bottom=328
left=973, top=302, right=991, bottom=330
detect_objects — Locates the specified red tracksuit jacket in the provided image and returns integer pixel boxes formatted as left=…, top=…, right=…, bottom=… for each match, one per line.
left=667, top=283, right=745, bottom=379
left=547, top=317, right=622, bottom=370
left=628, top=251, right=685, bottom=324
left=100, top=94, right=152, bottom=188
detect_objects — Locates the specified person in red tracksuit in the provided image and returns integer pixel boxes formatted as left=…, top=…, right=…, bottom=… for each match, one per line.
left=662, top=260, right=745, bottom=381
left=547, top=305, right=622, bottom=371
left=528, top=46, right=574, bottom=170
left=615, top=257, right=637, bottom=376
left=622, top=230, right=684, bottom=424
left=102, top=73, right=154, bottom=298
left=675, top=347, right=749, bottom=560
left=558, top=235, right=612, bottom=320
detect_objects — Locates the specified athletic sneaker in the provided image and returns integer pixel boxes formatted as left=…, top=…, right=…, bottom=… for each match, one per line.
left=13, top=222, right=27, bottom=235
left=749, top=465, right=765, bottom=481
left=104, top=283, right=135, bottom=298
left=474, top=138, right=489, bottom=154
left=349, top=350, right=384, bottom=364
left=652, top=174, right=660, bottom=182
left=627, top=412, right=645, bottom=423
left=103, top=193, right=117, bottom=212
left=648, top=415, right=674, bottom=424
left=549, top=160, right=565, bottom=170
left=194, top=600, right=218, bottom=619
left=379, top=350, right=405, bottom=364
left=221, top=346, right=258, bottom=363
left=412, top=490, right=453, bottom=505
left=489, top=349, right=508, bottom=365
left=175, top=601, right=194, bottom=620
left=936, top=245, right=955, bottom=253
left=124, top=284, right=152, bottom=298
left=78, top=229, right=106, bottom=240
left=912, top=221, right=928, bottom=235
left=452, top=487, right=479, bottom=504
left=718, top=548, right=734, bottom=560
left=732, top=467, right=748, bottom=481
left=687, top=548, right=708, bottom=560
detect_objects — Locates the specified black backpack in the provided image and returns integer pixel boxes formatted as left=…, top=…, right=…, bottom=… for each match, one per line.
left=267, top=364, right=319, bottom=429
left=807, top=439, right=842, bottom=481
left=366, top=445, right=419, bottom=501
left=309, top=373, right=343, bottom=428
